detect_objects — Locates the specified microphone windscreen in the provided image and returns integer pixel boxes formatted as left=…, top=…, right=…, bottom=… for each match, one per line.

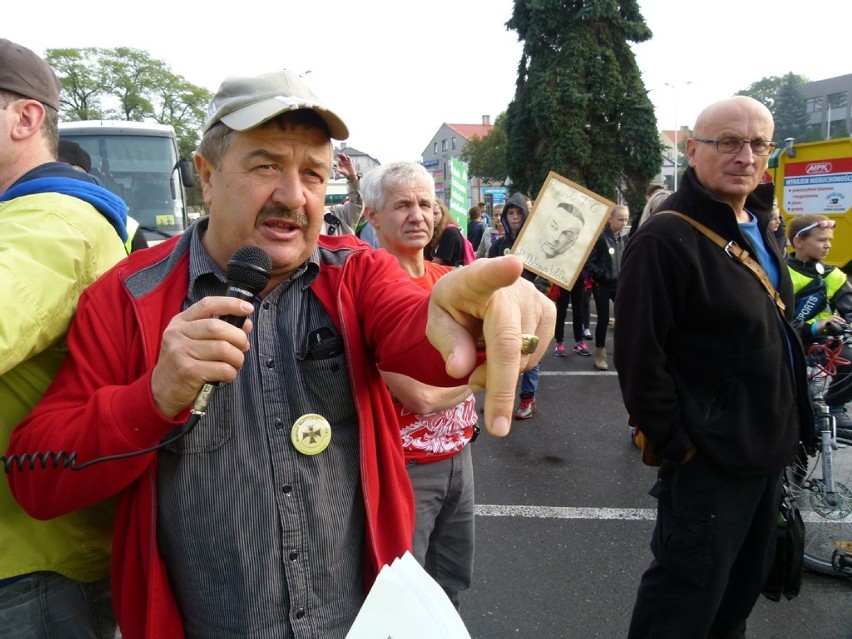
left=226, top=246, right=272, bottom=295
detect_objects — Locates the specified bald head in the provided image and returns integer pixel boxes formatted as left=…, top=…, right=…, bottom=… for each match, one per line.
left=687, top=96, right=774, bottom=216
left=693, top=96, right=774, bottom=139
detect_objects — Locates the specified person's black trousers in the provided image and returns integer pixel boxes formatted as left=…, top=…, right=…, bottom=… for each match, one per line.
left=554, top=284, right=586, bottom=343
left=628, top=453, right=782, bottom=639
left=593, top=283, right=617, bottom=348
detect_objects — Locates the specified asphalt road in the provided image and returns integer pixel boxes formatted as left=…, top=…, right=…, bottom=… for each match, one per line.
left=457, top=322, right=852, bottom=639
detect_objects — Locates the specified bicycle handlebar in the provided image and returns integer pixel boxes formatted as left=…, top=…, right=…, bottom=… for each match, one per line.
left=821, top=321, right=850, bottom=337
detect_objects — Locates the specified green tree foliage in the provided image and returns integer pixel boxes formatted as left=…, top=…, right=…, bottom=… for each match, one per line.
left=46, top=47, right=107, bottom=121
left=504, top=0, right=662, bottom=219
left=736, top=76, right=787, bottom=111
left=737, top=73, right=810, bottom=143
left=461, top=112, right=509, bottom=183
left=773, top=73, right=810, bottom=144
left=45, top=47, right=211, bottom=159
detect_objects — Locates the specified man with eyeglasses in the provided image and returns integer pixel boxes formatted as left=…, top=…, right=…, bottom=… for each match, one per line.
left=614, top=96, right=811, bottom=638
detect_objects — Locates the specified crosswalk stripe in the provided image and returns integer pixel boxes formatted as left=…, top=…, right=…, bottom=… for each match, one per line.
left=475, top=504, right=852, bottom=524
left=539, top=371, right=619, bottom=376
left=475, top=504, right=656, bottom=520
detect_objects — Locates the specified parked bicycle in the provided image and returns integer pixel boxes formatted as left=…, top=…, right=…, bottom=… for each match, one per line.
left=787, top=322, right=852, bottom=578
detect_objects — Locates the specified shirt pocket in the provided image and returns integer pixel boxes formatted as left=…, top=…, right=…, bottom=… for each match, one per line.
left=161, top=385, right=233, bottom=454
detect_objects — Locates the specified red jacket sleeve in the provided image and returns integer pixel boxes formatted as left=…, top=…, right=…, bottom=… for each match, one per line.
left=6, top=272, right=183, bottom=520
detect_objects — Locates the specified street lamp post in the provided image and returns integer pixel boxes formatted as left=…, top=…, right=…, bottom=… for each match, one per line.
left=664, top=81, right=691, bottom=190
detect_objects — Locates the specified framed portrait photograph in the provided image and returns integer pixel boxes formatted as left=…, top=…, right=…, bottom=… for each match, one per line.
left=512, top=172, right=615, bottom=290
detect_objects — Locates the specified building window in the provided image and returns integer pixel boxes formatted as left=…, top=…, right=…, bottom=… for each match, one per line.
left=451, top=137, right=457, bottom=150
left=441, top=139, right=448, bottom=152
left=828, top=91, right=848, bottom=109
left=805, top=122, right=823, bottom=140
left=433, top=142, right=438, bottom=154
left=806, top=97, right=823, bottom=114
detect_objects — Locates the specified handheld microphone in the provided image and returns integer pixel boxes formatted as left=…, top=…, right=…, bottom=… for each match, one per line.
left=190, top=246, right=272, bottom=419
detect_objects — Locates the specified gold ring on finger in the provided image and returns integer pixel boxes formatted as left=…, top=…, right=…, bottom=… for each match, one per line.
left=520, top=334, right=539, bottom=355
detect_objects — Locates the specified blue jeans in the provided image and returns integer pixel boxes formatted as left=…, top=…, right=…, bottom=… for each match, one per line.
left=0, top=572, right=116, bottom=639
left=520, top=364, right=540, bottom=398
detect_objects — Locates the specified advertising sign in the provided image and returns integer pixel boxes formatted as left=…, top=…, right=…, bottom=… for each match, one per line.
left=782, top=156, right=852, bottom=214
left=448, top=157, right=469, bottom=235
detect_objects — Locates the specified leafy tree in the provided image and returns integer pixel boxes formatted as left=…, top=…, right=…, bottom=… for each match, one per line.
left=737, top=73, right=811, bottom=143
left=46, top=47, right=107, bottom=120
left=503, top=0, right=662, bottom=220
left=736, top=76, right=787, bottom=111
left=45, top=47, right=211, bottom=159
left=772, top=73, right=810, bottom=144
left=461, top=112, right=509, bottom=183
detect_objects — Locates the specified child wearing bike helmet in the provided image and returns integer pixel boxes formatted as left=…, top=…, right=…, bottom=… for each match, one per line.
left=787, top=213, right=852, bottom=430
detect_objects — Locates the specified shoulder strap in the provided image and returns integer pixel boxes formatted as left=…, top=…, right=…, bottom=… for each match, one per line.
left=660, top=210, right=786, bottom=313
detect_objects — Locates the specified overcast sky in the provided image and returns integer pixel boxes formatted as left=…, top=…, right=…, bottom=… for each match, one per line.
left=11, top=0, right=850, bottom=164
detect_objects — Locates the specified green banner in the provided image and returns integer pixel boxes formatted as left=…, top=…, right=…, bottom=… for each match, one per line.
left=448, top=157, right=469, bottom=236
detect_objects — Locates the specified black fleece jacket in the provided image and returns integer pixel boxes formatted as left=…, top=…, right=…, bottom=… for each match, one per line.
left=614, top=167, right=812, bottom=476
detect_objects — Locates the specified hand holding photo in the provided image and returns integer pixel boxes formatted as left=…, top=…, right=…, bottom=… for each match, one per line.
left=513, top=172, right=615, bottom=289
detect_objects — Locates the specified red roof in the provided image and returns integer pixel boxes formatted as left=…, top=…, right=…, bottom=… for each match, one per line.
left=446, top=123, right=494, bottom=141
left=662, top=129, right=691, bottom=144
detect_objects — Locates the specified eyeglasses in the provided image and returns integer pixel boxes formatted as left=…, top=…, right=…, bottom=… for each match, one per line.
left=693, top=137, right=777, bottom=156
left=794, top=219, right=836, bottom=239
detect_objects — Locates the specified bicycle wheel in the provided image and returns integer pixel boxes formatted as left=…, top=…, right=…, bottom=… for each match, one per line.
left=787, top=435, right=852, bottom=577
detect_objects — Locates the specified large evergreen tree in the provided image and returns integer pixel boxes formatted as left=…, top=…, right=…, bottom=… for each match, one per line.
left=737, top=73, right=811, bottom=144
left=504, top=0, right=662, bottom=219
left=773, top=73, right=810, bottom=144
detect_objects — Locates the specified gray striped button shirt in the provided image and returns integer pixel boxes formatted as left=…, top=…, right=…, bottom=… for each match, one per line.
left=157, top=230, right=364, bottom=638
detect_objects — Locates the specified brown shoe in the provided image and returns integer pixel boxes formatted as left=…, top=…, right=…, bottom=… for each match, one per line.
left=595, top=347, right=609, bottom=370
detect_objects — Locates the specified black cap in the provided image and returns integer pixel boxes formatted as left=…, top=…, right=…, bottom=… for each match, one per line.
left=58, top=139, right=92, bottom=173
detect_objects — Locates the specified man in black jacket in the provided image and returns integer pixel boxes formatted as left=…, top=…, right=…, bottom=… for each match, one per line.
left=614, top=96, right=811, bottom=638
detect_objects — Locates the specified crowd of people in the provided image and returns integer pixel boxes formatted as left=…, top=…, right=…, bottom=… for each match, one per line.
left=1, top=36, right=841, bottom=639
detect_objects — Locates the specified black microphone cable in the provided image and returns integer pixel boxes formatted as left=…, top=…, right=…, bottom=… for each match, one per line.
left=2, top=245, right=272, bottom=473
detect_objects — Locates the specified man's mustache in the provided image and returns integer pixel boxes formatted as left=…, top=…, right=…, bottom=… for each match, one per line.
left=255, top=206, right=309, bottom=229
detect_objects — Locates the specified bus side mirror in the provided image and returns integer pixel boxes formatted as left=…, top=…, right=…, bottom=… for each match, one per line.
left=179, top=158, right=195, bottom=188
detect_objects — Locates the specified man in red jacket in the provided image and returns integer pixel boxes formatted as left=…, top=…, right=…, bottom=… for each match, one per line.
left=7, top=69, right=554, bottom=638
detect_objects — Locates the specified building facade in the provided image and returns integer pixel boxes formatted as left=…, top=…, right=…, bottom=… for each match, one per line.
left=800, top=73, right=852, bottom=141
left=420, top=117, right=505, bottom=216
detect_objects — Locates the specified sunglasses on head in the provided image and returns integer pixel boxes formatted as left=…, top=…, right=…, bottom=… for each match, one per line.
left=794, top=219, right=836, bottom=239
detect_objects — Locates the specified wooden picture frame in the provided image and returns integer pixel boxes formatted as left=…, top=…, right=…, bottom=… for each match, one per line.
left=512, top=171, right=615, bottom=290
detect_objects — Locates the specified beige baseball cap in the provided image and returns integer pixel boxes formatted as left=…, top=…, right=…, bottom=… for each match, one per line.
left=203, top=69, right=348, bottom=140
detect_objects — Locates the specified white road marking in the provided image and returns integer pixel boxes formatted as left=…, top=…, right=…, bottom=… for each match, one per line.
left=475, top=504, right=656, bottom=520
left=539, top=371, right=619, bottom=376
left=475, top=504, right=852, bottom=524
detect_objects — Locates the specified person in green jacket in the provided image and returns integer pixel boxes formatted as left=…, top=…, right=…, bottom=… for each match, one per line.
left=0, top=38, right=127, bottom=637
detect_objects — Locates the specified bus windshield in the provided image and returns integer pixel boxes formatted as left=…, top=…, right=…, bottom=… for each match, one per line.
left=62, top=132, right=187, bottom=241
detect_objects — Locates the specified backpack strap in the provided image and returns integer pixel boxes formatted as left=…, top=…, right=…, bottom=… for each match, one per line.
left=660, top=210, right=786, bottom=313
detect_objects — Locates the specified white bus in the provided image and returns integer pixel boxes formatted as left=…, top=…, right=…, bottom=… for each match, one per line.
left=59, top=120, right=195, bottom=245
left=325, top=177, right=349, bottom=207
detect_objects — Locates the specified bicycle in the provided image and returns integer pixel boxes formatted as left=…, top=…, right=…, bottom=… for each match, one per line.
left=786, top=323, right=852, bottom=578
